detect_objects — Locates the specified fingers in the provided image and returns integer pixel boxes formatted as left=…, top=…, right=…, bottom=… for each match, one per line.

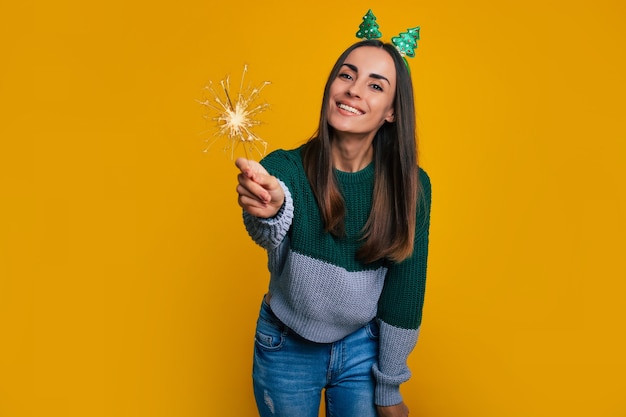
left=236, top=181, right=278, bottom=219
left=236, top=176, right=270, bottom=205
left=235, top=158, right=273, bottom=201
left=234, top=157, right=250, bottom=173
left=234, top=157, right=284, bottom=218
left=376, top=402, right=409, bottom=417
left=235, top=157, right=268, bottom=179
left=237, top=167, right=272, bottom=202
left=235, top=158, right=271, bottom=212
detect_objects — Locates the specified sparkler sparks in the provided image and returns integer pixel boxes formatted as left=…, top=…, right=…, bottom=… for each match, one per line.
left=198, top=65, right=271, bottom=160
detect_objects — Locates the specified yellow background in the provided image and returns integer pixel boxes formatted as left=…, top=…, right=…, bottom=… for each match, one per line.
left=1, top=0, right=625, bottom=416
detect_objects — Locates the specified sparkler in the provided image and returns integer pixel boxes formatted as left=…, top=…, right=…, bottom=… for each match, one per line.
left=198, top=65, right=271, bottom=160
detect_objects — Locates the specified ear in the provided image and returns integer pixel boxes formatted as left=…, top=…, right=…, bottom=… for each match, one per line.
left=385, top=109, right=395, bottom=123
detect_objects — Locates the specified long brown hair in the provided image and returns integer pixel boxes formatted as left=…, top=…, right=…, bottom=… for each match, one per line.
left=301, top=40, right=421, bottom=264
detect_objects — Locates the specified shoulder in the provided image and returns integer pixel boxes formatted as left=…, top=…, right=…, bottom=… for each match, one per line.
left=260, top=146, right=305, bottom=178
left=417, top=166, right=430, bottom=185
left=417, top=167, right=431, bottom=196
left=261, top=146, right=301, bottom=163
left=416, top=167, right=432, bottom=225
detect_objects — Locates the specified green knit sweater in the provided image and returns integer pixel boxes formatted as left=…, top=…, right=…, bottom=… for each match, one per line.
left=243, top=146, right=431, bottom=406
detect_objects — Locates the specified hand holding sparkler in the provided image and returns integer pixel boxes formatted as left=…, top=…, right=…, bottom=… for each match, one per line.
left=235, top=157, right=285, bottom=219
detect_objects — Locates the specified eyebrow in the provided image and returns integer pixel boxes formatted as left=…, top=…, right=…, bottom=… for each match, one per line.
left=341, top=63, right=391, bottom=86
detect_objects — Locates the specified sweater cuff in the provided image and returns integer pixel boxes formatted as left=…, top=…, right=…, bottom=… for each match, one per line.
left=372, top=365, right=404, bottom=406
left=372, top=320, right=420, bottom=406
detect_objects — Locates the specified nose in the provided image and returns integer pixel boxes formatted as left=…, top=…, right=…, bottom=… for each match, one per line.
left=346, top=82, right=363, bottom=98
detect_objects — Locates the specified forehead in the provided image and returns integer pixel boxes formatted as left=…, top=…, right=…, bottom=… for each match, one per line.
left=342, top=46, right=396, bottom=82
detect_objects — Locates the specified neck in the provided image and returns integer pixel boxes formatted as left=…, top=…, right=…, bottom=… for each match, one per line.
left=331, top=133, right=375, bottom=172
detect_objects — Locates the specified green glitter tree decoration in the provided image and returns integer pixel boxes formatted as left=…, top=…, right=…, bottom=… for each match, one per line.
left=391, top=26, right=421, bottom=57
left=356, top=9, right=382, bottom=40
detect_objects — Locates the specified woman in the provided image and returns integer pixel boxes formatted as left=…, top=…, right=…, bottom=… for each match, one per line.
left=235, top=39, right=431, bottom=417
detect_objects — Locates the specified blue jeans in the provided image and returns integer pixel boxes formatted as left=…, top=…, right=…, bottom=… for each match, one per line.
left=252, top=298, right=379, bottom=417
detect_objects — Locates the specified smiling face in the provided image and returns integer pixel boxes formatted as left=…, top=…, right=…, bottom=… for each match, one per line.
left=327, top=46, right=397, bottom=142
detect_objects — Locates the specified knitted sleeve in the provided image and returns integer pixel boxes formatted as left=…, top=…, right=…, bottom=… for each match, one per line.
left=373, top=168, right=432, bottom=406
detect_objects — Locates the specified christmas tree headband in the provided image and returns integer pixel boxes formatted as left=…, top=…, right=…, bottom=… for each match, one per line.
left=356, top=9, right=420, bottom=68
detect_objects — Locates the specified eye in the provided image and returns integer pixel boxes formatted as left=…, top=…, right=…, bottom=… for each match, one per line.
left=338, top=72, right=353, bottom=80
left=370, top=83, right=384, bottom=92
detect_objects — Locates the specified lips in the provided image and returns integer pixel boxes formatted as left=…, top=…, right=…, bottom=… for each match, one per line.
left=337, top=103, right=365, bottom=115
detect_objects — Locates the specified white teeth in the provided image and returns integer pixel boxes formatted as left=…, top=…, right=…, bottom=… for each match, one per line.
left=338, top=103, right=363, bottom=115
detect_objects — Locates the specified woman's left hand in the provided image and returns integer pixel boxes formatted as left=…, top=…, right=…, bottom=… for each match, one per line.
left=377, top=402, right=409, bottom=417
